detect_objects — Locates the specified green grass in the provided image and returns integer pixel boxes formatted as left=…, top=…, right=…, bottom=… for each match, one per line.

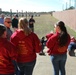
left=33, top=14, right=58, bottom=38
left=27, top=14, right=76, bottom=39
left=66, top=26, right=76, bottom=38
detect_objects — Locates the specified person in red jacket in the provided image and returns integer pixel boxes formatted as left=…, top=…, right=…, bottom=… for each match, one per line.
left=46, top=21, right=70, bottom=75
left=0, top=24, right=18, bottom=75
left=10, top=18, right=42, bottom=75
left=68, top=36, right=76, bottom=56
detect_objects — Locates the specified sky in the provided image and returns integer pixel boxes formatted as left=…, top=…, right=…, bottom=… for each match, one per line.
left=0, top=0, right=75, bottom=12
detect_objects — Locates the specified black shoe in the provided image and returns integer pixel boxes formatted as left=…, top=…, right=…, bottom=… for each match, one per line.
left=39, top=52, right=45, bottom=55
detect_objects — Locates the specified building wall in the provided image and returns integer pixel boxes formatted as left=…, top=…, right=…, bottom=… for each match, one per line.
left=53, top=9, right=76, bottom=31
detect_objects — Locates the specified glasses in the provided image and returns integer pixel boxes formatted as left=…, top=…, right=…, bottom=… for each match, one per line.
left=5, top=21, right=12, bottom=23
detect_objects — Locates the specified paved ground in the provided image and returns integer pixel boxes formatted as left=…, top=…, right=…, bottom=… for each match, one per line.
left=33, top=47, right=76, bottom=75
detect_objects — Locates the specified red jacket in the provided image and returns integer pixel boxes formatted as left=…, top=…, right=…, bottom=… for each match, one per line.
left=46, top=32, right=70, bottom=55
left=0, top=38, right=18, bottom=74
left=10, top=30, right=42, bottom=63
left=70, top=37, right=76, bottom=43
left=46, top=33, right=54, bottom=40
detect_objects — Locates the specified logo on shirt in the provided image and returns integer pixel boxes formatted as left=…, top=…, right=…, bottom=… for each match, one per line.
left=17, top=41, right=28, bottom=55
left=0, top=56, right=5, bottom=66
left=57, top=46, right=67, bottom=52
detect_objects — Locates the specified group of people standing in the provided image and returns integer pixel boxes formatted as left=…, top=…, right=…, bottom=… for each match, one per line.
left=0, top=13, right=75, bottom=75
left=0, top=14, right=35, bottom=33
left=0, top=14, right=40, bottom=75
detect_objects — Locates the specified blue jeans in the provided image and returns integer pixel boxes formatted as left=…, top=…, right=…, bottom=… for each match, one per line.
left=68, top=42, right=76, bottom=56
left=18, top=60, right=36, bottom=75
left=50, top=53, right=67, bottom=75
left=68, top=42, right=76, bottom=51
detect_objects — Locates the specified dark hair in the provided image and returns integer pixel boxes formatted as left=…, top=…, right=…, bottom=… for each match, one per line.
left=31, top=15, right=33, bottom=18
left=0, top=24, right=6, bottom=37
left=14, top=14, right=18, bottom=17
left=56, top=21, right=68, bottom=47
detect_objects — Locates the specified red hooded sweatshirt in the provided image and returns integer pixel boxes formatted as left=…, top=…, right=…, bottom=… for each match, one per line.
left=0, top=38, right=18, bottom=74
left=46, top=32, right=70, bottom=55
left=10, top=29, right=42, bottom=63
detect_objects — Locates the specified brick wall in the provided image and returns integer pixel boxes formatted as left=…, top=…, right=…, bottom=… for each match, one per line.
left=53, top=10, right=76, bottom=31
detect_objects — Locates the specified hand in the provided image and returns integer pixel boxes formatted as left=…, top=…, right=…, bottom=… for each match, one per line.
left=47, top=50, right=51, bottom=55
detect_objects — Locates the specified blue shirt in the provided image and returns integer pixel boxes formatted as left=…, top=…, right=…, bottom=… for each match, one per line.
left=0, top=17, right=4, bottom=24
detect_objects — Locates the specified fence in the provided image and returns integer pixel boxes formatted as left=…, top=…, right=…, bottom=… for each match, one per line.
left=53, top=9, right=76, bottom=32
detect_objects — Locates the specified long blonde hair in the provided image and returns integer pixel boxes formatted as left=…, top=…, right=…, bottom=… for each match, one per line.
left=18, top=18, right=31, bottom=36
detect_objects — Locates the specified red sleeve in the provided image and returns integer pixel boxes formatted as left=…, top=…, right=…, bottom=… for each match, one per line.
left=10, top=34, right=18, bottom=46
left=8, top=43, right=18, bottom=61
left=46, top=33, right=58, bottom=49
left=46, top=33, right=54, bottom=39
left=33, top=33, right=42, bottom=53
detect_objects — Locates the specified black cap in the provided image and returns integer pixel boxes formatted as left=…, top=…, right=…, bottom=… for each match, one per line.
left=14, top=14, right=18, bottom=17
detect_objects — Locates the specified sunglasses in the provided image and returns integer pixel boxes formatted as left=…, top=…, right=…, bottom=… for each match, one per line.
left=5, top=21, right=12, bottom=23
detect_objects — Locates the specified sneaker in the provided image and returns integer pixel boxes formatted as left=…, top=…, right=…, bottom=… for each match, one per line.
left=39, top=52, right=45, bottom=55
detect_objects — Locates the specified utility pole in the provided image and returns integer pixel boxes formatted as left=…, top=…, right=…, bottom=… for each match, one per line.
left=0, top=8, right=2, bottom=14
left=75, top=0, right=76, bottom=9
left=22, top=10, right=23, bottom=17
left=17, top=10, right=18, bottom=16
left=66, top=2, right=68, bottom=10
left=26, top=11, right=27, bottom=19
left=62, top=4, right=64, bottom=11
left=10, top=9, right=12, bottom=19
left=69, top=0, right=71, bottom=8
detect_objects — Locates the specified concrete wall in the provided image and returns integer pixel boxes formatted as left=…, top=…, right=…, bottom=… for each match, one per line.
left=53, top=10, right=76, bottom=31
